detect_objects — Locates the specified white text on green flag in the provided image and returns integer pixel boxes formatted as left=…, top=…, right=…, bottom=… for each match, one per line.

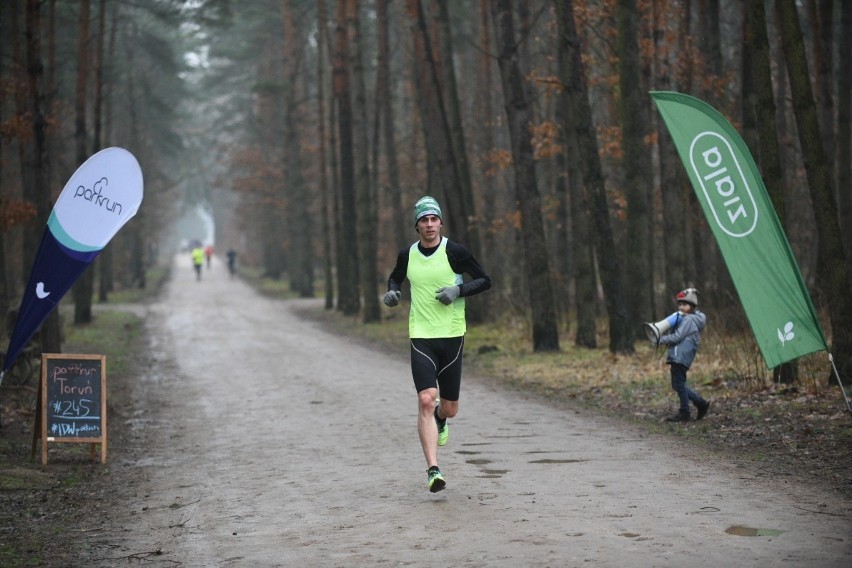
left=651, top=91, right=826, bottom=369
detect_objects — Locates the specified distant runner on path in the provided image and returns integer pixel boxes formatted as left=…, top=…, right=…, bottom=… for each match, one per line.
left=226, top=249, right=237, bottom=278
left=191, top=245, right=204, bottom=281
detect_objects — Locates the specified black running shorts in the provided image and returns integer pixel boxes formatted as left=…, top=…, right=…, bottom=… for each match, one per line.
left=410, top=336, right=465, bottom=401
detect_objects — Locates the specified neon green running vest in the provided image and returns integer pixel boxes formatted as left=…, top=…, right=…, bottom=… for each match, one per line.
left=407, top=237, right=465, bottom=338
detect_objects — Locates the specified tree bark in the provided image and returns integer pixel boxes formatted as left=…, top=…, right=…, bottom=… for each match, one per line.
left=95, top=0, right=113, bottom=304
left=745, top=0, right=798, bottom=383
left=554, top=0, right=596, bottom=347
left=491, top=0, right=559, bottom=352
left=122, top=25, right=146, bottom=289
left=333, top=0, right=360, bottom=315
left=472, top=0, right=500, bottom=320
left=807, top=0, right=834, bottom=168
left=651, top=0, right=687, bottom=304
left=317, top=0, right=335, bottom=310
left=835, top=1, right=852, bottom=272
left=15, top=0, right=39, bottom=278
left=552, top=90, right=573, bottom=321
left=73, top=0, right=94, bottom=325
left=281, top=0, right=314, bottom=299
left=25, top=0, right=61, bottom=354
left=776, top=0, right=852, bottom=385
left=616, top=0, right=654, bottom=330
left=0, top=5, right=10, bottom=319
left=553, top=0, right=633, bottom=354
left=376, top=0, right=405, bottom=247
left=693, top=0, right=725, bottom=292
left=348, top=0, right=380, bottom=323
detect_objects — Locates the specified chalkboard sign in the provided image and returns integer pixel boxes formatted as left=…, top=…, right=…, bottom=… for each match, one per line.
left=36, top=354, right=107, bottom=464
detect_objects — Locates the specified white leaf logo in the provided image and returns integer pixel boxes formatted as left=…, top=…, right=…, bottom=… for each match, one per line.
left=777, top=321, right=795, bottom=345
left=35, top=282, right=51, bottom=299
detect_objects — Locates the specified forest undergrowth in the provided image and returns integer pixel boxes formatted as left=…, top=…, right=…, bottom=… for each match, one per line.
left=0, top=309, right=145, bottom=567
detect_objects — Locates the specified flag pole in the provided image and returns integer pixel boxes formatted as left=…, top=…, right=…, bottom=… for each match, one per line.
left=828, top=353, right=852, bottom=414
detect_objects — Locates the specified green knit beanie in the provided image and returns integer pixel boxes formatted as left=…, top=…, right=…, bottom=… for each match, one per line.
left=413, top=196, right=442, bottom=226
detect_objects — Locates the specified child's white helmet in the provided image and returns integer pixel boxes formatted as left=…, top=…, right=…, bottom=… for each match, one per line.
left=675, top=288, right=699, bottom=307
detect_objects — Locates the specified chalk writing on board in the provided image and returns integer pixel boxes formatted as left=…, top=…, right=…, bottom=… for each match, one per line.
left=45, top=356, right=103, bottom=439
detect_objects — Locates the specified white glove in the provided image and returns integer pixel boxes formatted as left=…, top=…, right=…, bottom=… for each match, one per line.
left=435, top=286, right=460, bottom=305
left=383, top=290, right=401, bottom=307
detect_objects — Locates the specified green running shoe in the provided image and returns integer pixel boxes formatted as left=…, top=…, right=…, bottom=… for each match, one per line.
left=427, top=467, right=446, bottom=493
left=437, top=421, right=449, bottom=446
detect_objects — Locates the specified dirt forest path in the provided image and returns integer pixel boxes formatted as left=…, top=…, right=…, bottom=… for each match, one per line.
left=80, top=254, right=851, bottom=567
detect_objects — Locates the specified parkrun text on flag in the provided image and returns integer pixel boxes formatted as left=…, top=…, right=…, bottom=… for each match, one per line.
left=650, top=91, right=826, bottom=369
left=2, top=147, right=143, bottom=376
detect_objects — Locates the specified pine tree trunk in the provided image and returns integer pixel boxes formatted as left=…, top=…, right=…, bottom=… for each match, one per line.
left=808, top=0, right=834, bottom=166
left=317, top=0, right=335, bottom=310
left=376, top=0, right=405, bottom=247
left=553, top=0, right=633, bottom=354
left=122, top=26, right=146, bottom=289
left=554, top=0, right=596, bottom=347
left=776, top=0, right=852, bottom=385
left=651, top=0, right=686, bottom=304
left=73, top=0, right=93, bottom=325
left=281, top=0, right=314, bottom=299
left=616, top=0, right=654, bottom=331
left=333, top=0, right=360, bottom=316
left=348, top=0, right=380, bottom=323
left=835, top=2, right=852, bottom=275
left=0, top=10, right=7, bottom=319
left=25, top=0, right=61, bottom=354
left=94, top=0, right=111, bottom=304
left=491, top=0, right=559, bottom=352
left=694, top=0, right=726, bottom=293
left=472, top=0, right=500, bottom=321
left=745, top=0, right=798, bottom=383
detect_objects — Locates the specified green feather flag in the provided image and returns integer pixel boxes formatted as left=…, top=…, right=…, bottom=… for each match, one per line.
left=651, top=91, right=826, bottom=369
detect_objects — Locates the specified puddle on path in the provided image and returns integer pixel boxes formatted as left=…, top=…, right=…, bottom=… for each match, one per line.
left=486, top=433, right=536, bottom=439
left=725, top=526, right=783, bottom=537
left=529, top=459, right=589, bottom=464
left=480, top=469, right=509, bottom=476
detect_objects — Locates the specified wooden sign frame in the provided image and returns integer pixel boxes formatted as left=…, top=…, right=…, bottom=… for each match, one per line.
left=32, top=353, right=107, bottom=464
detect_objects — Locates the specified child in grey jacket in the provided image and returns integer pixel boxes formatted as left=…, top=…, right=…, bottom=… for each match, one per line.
left=658, top=288, right=711, bottom=422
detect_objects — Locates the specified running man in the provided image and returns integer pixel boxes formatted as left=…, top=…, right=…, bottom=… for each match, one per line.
left=226, top=249, right=238, bottom=279
left=191, top=245, right=205, bottom=281
left=384, top=196, right=491, bottom=493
